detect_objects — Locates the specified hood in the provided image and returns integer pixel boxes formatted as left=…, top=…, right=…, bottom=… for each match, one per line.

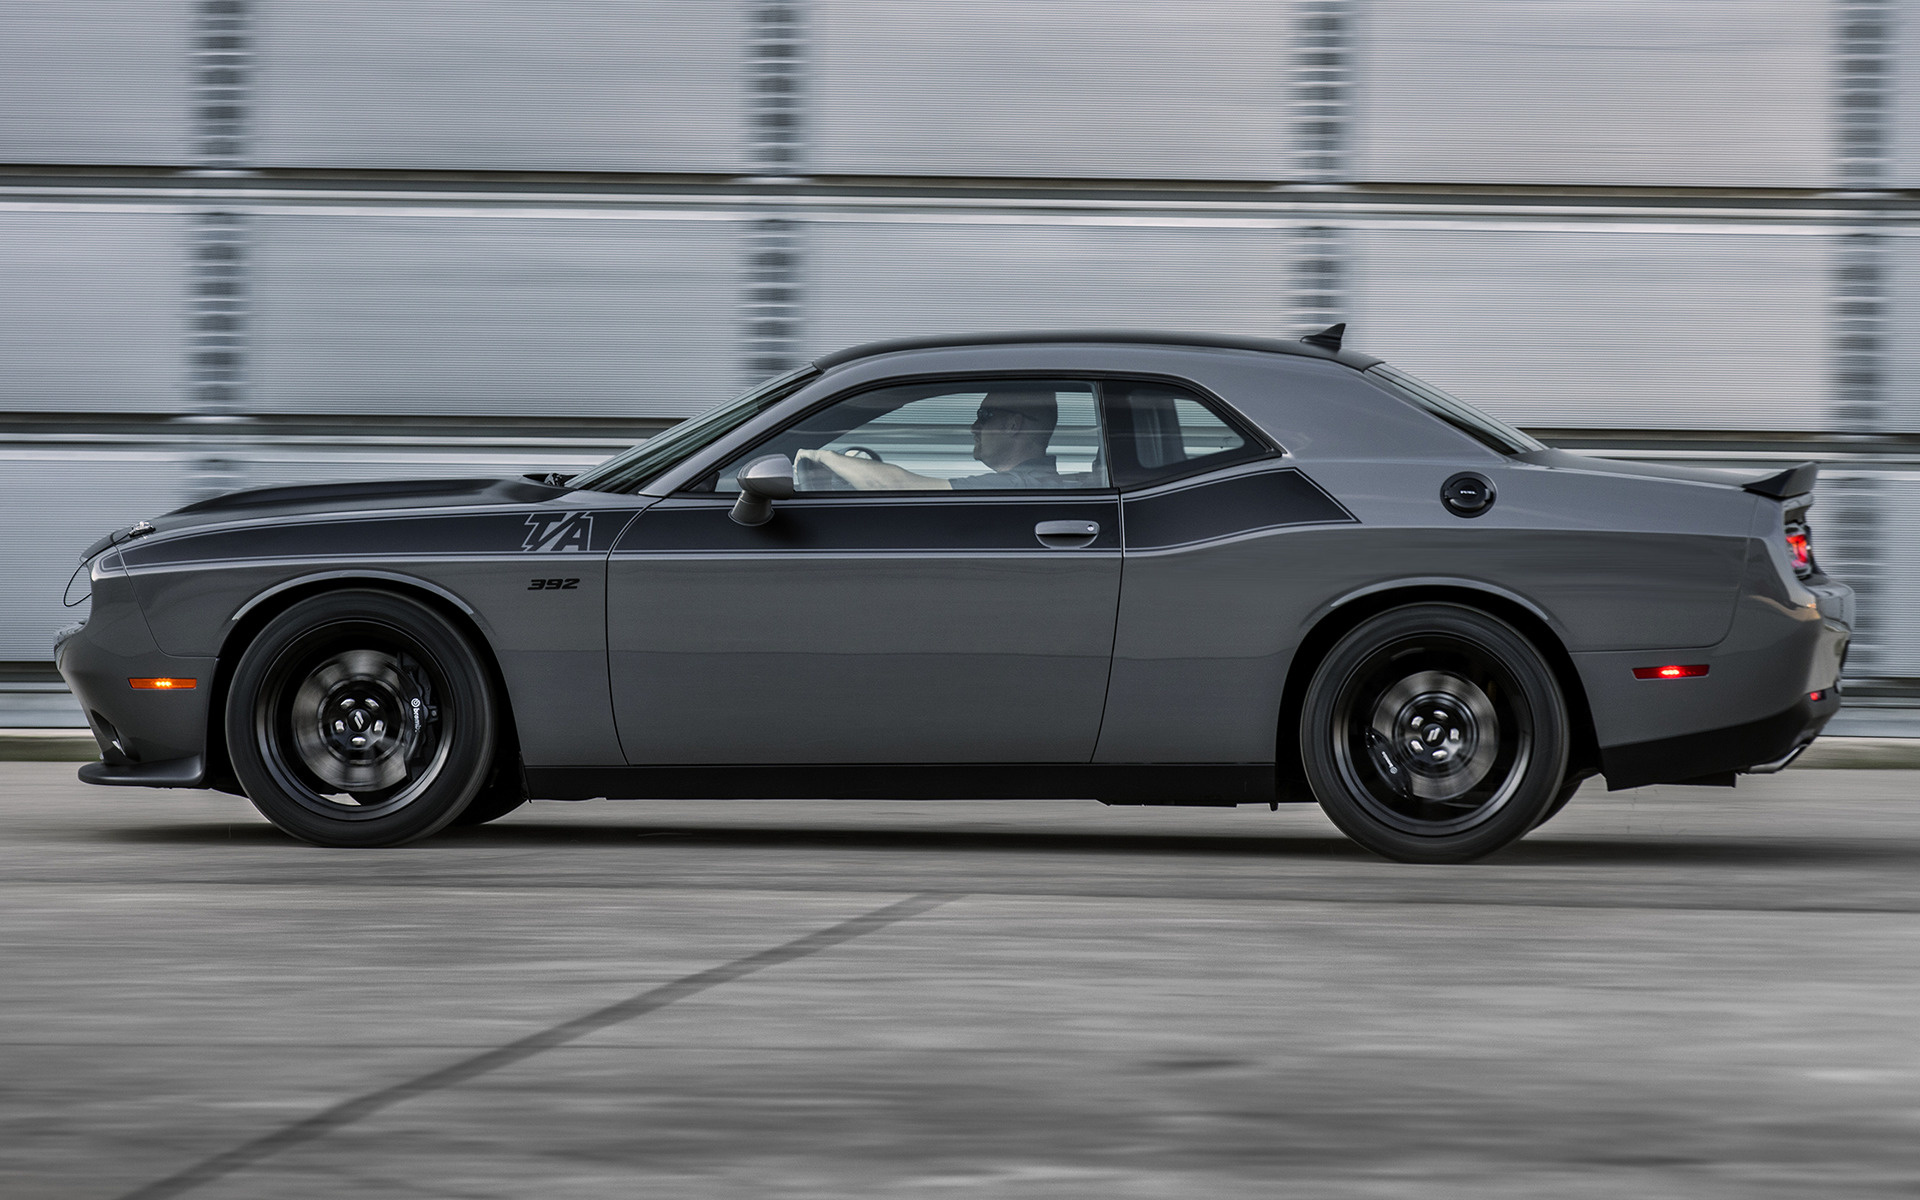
left=146, top=476, right=574, bottom=537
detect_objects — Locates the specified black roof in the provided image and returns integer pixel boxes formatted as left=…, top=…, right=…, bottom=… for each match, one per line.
left=813, top=329, right=1383, bottom=371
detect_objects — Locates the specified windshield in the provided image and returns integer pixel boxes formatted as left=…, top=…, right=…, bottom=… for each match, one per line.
left=1365, top=363, right=1545, bottom=455
left=568, top=365, right=819, bottom=493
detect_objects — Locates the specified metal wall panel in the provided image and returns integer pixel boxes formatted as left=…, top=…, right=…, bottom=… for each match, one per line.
left=808, top=219, right=1292, bottom=354
left=1347, top=228, right=1830, bottom=431
left=1863, top=472, right=1920, bottom=675
left=0, top=452, right=192, bottom=661
left=249, top=214, right=740, bottom=419
left=1898, top=1, right=1920, bottom=191
left=0, top=210, right=189, bottom=413
left=251, top=0, right=747, bottom=172
left=1891, top=237, right=1920, bottom=432
left=0, top=1, right=193, bottom=165
left=810, top=1, right=1291, bottom=179
left=1351, top=1, right=1835, bottom=187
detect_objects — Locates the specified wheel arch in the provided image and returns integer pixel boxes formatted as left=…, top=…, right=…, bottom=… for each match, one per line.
left=1276, top=581, right=1600, bottom=802
left=203, top=573, right=521, bottom=797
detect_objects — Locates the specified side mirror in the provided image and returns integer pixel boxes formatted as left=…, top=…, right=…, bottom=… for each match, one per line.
left=729, top=454, right=795, bottom=526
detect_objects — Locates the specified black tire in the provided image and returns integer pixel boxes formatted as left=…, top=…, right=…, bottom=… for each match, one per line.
left=1300, top=603, right=1570, bottom=864
left=1528, top=770, right=1595, bottom=833
left=450, top=769, right=528, bottom=827
left=225, top=590, right=497, bottom=847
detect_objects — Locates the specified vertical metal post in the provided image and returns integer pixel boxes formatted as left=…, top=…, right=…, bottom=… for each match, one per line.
left=747, top=1, right=806, bottom=176
left=1291, top=225, right=1348, bottom=336
left=1836, top=0, right=1890, bottom=189
left=1292, top=0, right=1351, bottom=184
left=193, top=0, right=250, bottom=170
left=742, top=2, right=808, bottom=385
left=741, top=219, right=805, bottom=388
left=1826, top=1, right=1892, bottom=683
left=1826, top=234, right=1888, bottom=679
left=189, top=0, right=252, bottom=498
left=186, top=213, right=249, bottom=500
left=1290, top=2, right=1351, bottom=340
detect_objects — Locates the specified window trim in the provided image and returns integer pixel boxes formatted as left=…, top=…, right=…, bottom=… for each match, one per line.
left=683, top=371, right=1118, bottom=498
left=1097, top=376, right=1279, bottom=492
left=677, top=369, right=1280, bottom=499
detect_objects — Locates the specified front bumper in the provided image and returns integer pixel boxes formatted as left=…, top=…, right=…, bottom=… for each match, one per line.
left=55, top=558, right=216, bottom=787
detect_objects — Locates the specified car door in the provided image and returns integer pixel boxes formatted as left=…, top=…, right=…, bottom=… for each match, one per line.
left=607, top=377, right=1122, bottom=764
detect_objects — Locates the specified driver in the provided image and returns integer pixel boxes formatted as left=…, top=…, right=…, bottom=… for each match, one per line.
left=794, top=387, right=1067, bottom=491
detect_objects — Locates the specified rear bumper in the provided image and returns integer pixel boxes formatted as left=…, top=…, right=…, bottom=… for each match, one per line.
left=1583, top=569, right=1852, bottom=790
left=1599, top=688, right=1841, bottom=790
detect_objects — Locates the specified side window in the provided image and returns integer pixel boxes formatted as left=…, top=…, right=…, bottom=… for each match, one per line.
left=709, top=379, right=1108, bottom=493
left=1102, top=380, right=1266, bottom=488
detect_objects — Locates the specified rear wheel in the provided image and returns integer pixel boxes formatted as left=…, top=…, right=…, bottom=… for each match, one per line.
left=226, top=590, right=497, bottom=847
left=1300, top=604, right=1569, bottom=863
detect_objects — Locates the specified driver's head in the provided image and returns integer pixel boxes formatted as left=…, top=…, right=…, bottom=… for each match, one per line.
left=971, top=387, right=1057, bottom=470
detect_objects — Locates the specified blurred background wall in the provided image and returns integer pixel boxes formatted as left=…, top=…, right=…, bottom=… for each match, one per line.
left=1, top=0, right=1915, bottom=730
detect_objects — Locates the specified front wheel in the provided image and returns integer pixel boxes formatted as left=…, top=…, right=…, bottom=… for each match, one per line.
left=1300, top=604, right=1569, bottom=863
left=225, top=590, right=498, bottom=847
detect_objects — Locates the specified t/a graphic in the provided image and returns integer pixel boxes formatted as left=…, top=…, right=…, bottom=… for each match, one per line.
left=523, top=512, right=594, bottom=553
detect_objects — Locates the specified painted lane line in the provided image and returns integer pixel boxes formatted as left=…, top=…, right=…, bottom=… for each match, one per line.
left=119, top=891, right=956, bottom=1200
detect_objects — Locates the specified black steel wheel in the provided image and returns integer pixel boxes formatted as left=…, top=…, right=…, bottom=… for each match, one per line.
left=1300, top=603, right=1569, bottom=863
left=225, top=590, right=497, bottom=847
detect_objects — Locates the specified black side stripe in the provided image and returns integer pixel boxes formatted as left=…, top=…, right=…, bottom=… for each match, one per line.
left=117, top=510, right=629, bottom=567
left=1122, top=469, right=1353, bottom=550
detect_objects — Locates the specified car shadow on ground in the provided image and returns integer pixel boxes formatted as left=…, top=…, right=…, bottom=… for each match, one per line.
left=93, top=817, right=1918, bottom=869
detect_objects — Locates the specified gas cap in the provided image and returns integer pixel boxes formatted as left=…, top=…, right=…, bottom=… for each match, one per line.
left=1440, top=472, right=1495, bottom=518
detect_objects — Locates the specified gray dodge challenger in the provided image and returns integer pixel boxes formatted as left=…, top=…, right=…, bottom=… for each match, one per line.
left=57, top=329, right=1853, bottom=862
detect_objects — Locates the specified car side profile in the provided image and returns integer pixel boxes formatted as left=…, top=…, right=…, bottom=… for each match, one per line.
left=56, top=329, right=1854, bottom=862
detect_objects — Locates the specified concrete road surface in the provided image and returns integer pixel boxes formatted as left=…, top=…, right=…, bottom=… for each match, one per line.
left=3, top=762, right=1919, bottom=1198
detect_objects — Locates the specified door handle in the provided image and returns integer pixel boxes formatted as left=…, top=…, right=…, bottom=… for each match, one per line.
left=1035, top=519, right=1100, bottom=549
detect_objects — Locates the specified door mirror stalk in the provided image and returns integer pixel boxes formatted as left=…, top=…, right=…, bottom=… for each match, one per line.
left=729, top=454, right=795, bottom=526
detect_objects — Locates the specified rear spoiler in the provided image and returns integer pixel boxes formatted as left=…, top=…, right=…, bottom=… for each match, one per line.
left=1742, top=461, right=1819, bottom=500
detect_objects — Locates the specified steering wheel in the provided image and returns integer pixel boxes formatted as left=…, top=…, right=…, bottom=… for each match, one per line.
left=840, top=446, right=885, bottom=462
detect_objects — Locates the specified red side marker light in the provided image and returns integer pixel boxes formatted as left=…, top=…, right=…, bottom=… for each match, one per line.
left=129, top=677, right=196, bottom=690
left=1632, top=664, right=1709, bottom=680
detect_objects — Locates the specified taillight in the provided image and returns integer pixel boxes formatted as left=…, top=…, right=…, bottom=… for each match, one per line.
left=1784, top=511, right=1814, bottom=579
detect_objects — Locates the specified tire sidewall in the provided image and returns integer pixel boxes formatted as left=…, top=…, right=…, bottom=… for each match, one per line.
left=226, top=590, right=496, bottom=847
left=1300, top=603, right=1569, bottom=863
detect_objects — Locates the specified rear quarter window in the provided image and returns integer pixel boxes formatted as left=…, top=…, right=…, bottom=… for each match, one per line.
left=1102, top=380, right=1269, bottom=488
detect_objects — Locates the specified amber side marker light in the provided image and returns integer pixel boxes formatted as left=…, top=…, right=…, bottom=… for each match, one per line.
left=1632, top=665, right=1709, bottom=680
left=129, top=678, right=196, bottom=690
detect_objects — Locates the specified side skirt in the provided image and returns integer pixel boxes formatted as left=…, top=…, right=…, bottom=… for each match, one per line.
left=523, top=764, right=1284, bottom=806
